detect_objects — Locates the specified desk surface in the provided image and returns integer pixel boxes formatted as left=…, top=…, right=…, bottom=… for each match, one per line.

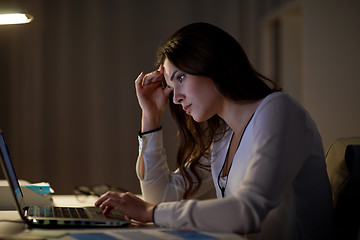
left=0, top=195, right=244, bottom=240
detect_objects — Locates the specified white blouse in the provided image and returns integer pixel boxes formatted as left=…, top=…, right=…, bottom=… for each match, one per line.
left=136, top=92, right=333, bottom=239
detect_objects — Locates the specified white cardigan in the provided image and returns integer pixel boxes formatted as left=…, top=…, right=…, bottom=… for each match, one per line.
left=136, top=92, right=333, bottom=239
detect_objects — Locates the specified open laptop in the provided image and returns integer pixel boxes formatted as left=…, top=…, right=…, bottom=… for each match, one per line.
left=0, top=129, right=130, bottom=228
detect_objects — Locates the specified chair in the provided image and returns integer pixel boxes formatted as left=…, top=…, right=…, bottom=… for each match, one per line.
left=326, top=138, right=360, bottom=240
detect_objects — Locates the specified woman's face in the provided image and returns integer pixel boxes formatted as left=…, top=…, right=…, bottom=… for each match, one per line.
left=163, top=58, right=223, bottom=122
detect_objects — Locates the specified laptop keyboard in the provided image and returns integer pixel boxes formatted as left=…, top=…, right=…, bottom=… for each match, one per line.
left=28, top=206, right=89, bottom=219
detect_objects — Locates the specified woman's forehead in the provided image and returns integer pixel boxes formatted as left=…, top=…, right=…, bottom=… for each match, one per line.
left=163, top=59, right=178, bottom=82
left=164, top=59, right=176, bottom=72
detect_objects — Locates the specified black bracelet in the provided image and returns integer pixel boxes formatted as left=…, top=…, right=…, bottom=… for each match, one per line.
left=138, top=126, right=162, bottom=138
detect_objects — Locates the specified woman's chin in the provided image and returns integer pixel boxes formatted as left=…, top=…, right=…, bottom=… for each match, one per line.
left=190, top=114, right=208, bottom=123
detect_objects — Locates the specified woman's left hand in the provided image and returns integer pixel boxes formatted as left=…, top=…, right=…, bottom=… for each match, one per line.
left=94, top=191, right=156, bottom=223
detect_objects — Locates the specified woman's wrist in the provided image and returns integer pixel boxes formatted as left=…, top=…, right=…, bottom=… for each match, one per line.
left=151, top=204, right=158, bottom=223
left=141, top=113, right=162, bottom=132
left=139, top=126, right=162, bottom=137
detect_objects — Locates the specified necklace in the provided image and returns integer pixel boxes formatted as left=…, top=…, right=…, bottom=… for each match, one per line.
left=217, top=113, right=254, bottom=198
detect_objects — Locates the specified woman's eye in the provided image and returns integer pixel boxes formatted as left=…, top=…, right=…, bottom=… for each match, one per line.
left=177, top=74, right=185, bottom=83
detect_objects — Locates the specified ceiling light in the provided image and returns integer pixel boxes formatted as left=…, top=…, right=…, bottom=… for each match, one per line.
left=0, top=13, right=33, bottom=25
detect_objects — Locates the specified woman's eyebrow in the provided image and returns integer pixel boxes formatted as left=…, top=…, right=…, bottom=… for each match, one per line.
left=170, top=70, right=178, bottom=81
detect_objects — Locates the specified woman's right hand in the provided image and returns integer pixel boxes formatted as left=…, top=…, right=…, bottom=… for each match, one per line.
left=135, top=65, right=172, bottom=132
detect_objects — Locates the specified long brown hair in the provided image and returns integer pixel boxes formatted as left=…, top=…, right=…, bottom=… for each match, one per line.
left=156, top=22, right=280, bottom=199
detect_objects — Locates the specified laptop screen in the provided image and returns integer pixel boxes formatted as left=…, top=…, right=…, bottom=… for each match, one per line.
left=0, top=130, right=26, bottom=216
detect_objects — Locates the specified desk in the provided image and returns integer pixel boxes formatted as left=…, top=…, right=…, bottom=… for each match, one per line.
left=0, top=195, right=244, bottom=240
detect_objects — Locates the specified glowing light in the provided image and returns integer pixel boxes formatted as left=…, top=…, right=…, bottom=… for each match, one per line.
left=0, top=13, right=33, bottom=25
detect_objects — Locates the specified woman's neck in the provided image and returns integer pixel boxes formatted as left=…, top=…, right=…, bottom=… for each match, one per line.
left=219, top=99, right=262, bottom=135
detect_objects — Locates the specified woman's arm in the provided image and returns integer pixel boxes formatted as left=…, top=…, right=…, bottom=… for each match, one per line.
left=134, top=66, right=172, bottom=178
left=136, top=130, right=214, bottom=204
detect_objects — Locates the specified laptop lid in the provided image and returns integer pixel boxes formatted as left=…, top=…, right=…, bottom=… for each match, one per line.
left=0, top=129, right=27, bottom=220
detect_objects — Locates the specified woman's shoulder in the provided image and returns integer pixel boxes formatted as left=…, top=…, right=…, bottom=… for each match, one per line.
left=258, top=92, right=306, bottom=113
left=262, top=91, right=293, bottom=104
left=254, top=92, right=314, bottom=127
left=254, top=92, right=318, bottom=132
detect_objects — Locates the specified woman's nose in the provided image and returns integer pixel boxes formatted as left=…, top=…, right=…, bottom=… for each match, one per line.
left=173, top=89, right=184, bottom=104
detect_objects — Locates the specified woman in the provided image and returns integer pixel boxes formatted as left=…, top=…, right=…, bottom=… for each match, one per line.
left=95, top=22, right=333, bottom=239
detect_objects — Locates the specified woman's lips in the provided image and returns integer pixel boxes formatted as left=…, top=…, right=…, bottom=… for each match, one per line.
left=183, top=104, right=192, bottom=113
